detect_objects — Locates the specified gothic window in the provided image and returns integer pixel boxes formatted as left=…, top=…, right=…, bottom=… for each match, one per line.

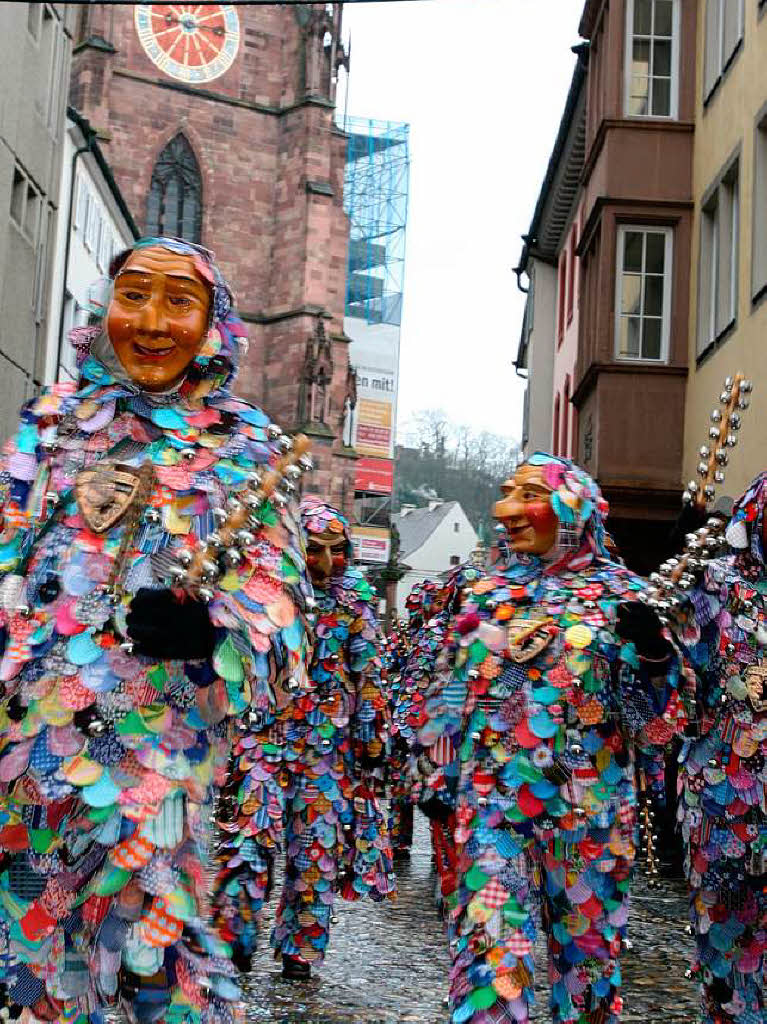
left=146, top=134, right=202, bottom=242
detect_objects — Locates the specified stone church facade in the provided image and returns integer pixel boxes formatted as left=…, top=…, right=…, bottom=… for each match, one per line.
left=70, top=3, right=356, bottom=511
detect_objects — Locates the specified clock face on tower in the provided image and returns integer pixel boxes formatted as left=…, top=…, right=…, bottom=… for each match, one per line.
left=135, top=4, right=240, bottom=84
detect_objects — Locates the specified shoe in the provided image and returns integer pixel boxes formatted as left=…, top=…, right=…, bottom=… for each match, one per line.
left=281, top=955, right=311, bottom=980
left=232, top=945, right=253, bottom=975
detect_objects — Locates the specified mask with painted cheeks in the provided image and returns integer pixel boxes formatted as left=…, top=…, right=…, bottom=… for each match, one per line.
left=493, top=464, right=559, bottom=555
left=106, top=246, right=212, bottom=392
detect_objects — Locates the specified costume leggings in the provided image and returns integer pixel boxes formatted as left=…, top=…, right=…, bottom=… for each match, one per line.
left=448, top=817, right=633, bottom=1024
left=214, top=772, right=343, bottom=969
left=389, top=799, right=414, bottom=853
left=688, top=862, right=766, bottom=1024
left=430, top=814, right=459, bottom=913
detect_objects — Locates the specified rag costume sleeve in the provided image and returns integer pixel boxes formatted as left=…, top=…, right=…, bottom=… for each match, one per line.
left=0, top=395, right=63, bottom=580
left=201, top=431, right=312, bottom=728
left=350, top=583, right=390, bottom=777
left=410, top=608, right=472, bottom=814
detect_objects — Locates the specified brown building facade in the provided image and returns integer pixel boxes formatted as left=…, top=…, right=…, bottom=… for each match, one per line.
left=575, top=0, right=697, bottom=571
left=69, top=3, right=356, bottom=512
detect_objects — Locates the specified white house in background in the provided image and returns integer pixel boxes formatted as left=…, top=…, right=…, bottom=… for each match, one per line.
left=44, top=106, right=139, bottom=385
left=392, top=500, right=478, bottom=616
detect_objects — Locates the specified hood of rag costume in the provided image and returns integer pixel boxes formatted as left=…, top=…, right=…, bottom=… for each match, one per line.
left=299, top=498, right=354, bottom=561
left=724, top=471, right=767, bottom=569
left=67, top=236, right=246, bottom=403
left=495, top=452, right=611, bottom=579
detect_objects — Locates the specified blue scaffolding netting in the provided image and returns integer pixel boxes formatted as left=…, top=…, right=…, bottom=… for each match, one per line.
left=343, top=116, right=410, bottom=326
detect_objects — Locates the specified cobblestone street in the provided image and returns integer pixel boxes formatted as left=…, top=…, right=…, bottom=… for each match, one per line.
left=244, top=812, right=701, bottom=1024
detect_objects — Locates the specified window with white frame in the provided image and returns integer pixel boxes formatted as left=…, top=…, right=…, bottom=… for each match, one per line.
left=753, top=111, right=767, bottom=302
left=615, top=226, right=673, bottom=362
left=698, top=156, right=740, bottom=355
left=625, top=0, right=679, bottom=118
left=704, top=0, right=744, bottom=100
left=98, top=224, right=112, bottom=273
left=85, top=199, right=101, bottom=253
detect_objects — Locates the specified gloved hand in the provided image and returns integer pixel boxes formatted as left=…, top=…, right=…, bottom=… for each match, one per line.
left=667, top=500, right=708, bottom=549
left=126, top=588, right=216, bottom=661
left=616, top=601, right=672, bottom=661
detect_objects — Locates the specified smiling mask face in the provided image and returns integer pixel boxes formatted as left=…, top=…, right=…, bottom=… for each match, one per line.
left=493, top=464, right=559, bottom=555
left=106, top=246, right=211, bottom=391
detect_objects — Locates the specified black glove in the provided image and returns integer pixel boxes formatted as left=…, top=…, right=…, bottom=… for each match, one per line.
left=615, top=601, right=672, bottom=661
left=668, top=500, right=708, bottom=549
left=126, top=588, right=216, bottom=661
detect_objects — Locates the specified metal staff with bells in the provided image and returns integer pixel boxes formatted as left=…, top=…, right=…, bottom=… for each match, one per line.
left=168, top=426, right=313, bottom=602
left=643, top=373, right=753, bottom=624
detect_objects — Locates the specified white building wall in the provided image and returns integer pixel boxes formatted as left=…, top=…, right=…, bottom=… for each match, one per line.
left=44, top=119, right=136, bottom=385
left=396, top=504, right=478, bottom=615
left=522, top=258, right=557, bottom=457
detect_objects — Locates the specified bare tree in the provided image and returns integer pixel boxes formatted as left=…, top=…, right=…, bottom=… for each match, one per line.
left=395, top=409, right=520, bottom=540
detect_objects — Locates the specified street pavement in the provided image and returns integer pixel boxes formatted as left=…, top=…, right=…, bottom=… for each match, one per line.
left=244, top=812, right=701, bottom=1024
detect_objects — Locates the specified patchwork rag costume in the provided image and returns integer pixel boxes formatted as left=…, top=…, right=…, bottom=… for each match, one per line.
left=214, top=499, right=395, bottom=972
left=416, top=454, right=686, bottom=1024
left=673, top=473, right=767, bottom=1024
left=0, top=239, right=310, bottom=1024
left=387, top=581, right=438, bottom=856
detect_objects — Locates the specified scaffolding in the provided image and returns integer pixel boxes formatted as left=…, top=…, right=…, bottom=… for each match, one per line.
left=343, top=117, right=410, bottom=326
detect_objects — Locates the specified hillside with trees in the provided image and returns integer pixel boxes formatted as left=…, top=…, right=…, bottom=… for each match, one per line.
left=394, top=409, right=521, bottom=542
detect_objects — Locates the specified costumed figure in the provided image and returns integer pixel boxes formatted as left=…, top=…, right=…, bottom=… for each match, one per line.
left=672, top=472, right=767, bottom=1024
left=0, top=238, right=311, bottom=1024
left=415, top=453, right=687, bottom=1024
left=214, top=499, right=395, bottom=980
left=387, top=581, right=437, bottom=857
left=410, top=566, right=483, bottom=916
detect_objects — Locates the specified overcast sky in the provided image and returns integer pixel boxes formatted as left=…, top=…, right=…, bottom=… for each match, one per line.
left=341, top=0, right=584, bottom=442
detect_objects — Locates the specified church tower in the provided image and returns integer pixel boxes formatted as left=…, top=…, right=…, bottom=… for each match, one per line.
left=70, top=3, right=356, bottom=512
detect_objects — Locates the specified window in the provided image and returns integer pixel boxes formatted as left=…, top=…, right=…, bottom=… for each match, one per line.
left=354, top=491, right=390, bottom=529
left=704, top=0, right=744, bottom=101
left=753, top=111, right=767, bottom=302
left=10, top=168, right=26, bottom=227
left=449, top=555, right=460, bottom=566
left=453, top=522, right=460, bottom=533
left=625, top=0, right=679, bottom=118
left=85, top=199, right=101, bottom=253
left=615, top=226, right=673, bottom=362
left=562, top=377, right=571, bottom=457
left=27, top=2, right=42, bottom=40
left=98, top=226, right=112, bottom=274
left=557, top=253, right=567, bottom=343
left=566, top=228, right=577, bottom=323
left=698, top=156, right=740, bottom=355
left=146, top=134, right=203, bottom=242
left=24, top=183, right=40, bottom=240
left=553, top=394, right=561, bottom=455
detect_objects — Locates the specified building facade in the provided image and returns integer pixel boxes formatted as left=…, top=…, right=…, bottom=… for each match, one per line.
left=343, top=117, right=410, bottom=567
left=44, top=107, right=139, bottom=385
left=682, top=0, right=767, bottom=500
left=0, top=2, right=76, bottom=438
left=516, top=45, right=588, bottom=463
left=516, top=260, right=556, bottom=458
left=391, top=500, right=478, bottom=616
left=69, top=3, right=356, bottom=511
left=575, top=0, right=698, bottom=572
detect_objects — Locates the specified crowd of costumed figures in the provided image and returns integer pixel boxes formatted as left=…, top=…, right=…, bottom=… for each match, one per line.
left=0, top=237, right=761, bottom=1024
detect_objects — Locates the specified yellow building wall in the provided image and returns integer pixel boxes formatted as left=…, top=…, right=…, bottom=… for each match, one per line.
left=683, top=0, right=767, bottom=502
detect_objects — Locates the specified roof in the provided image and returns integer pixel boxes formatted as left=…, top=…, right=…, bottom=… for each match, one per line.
left=515, top=44, right=588, bottom=279
left=392, top=501, right=460, bottom=559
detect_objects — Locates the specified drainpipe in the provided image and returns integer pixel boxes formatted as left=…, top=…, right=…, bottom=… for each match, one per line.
left=54, top=118, right=96, bottom=380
